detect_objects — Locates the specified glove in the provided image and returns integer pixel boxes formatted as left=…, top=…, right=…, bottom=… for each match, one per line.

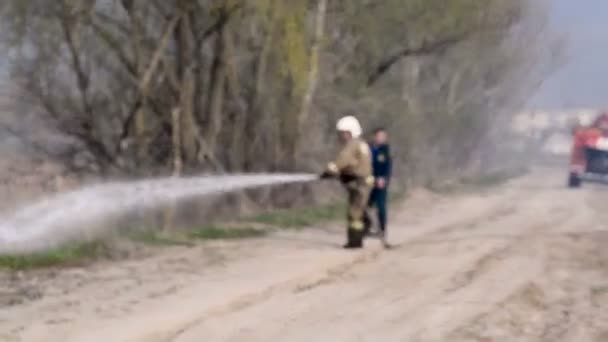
left=339, top=174, right=357, bottom=184
left=319, top=171, right=333, bottom=179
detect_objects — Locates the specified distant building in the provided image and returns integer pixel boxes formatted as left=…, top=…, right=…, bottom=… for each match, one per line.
left=511, top=108, right=604, bottom=155
left=511, top=108, right=600, bottom=135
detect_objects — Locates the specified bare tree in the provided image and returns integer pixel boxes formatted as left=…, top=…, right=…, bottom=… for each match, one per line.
left=0, top=0, right=558, bottom=186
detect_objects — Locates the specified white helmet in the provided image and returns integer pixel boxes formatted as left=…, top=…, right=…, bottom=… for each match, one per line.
left=336, top=115, right=362, bottom=138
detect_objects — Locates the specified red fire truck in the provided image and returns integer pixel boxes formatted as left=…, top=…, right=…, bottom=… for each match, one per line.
left=568, top=112, right=608, bottom=187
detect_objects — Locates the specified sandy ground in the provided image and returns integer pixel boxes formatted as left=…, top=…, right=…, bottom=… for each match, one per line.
left=2, top=167, right=608, bottom=342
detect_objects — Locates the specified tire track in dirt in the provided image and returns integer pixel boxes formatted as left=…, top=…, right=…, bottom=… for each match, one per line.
left=441, top=185, right=608, bottom=342
left=164, top=189, right=534, bottom=342
left=159, top=256, right=377, bottom=340
left=362, top=199, right=580, bottom=341
left=127, top=173, right=608, bottom=341
left=8, top=169, right=607, bottom=342
left=113, top=187, right=524, bottom=342
left=169, top=175, right=595, bottom=342
left=162, top=249, right=384, bottom=342
left=441, top=208, right=579, bottom=295
left=448, top=232, right=608, bottom=342
left=168, top=185, right=557, bottom=341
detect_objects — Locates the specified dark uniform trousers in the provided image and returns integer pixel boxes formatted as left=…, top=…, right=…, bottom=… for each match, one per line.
left=368, top=143, right=391, bottom=236
left=368, top=187, right=387, bottom=233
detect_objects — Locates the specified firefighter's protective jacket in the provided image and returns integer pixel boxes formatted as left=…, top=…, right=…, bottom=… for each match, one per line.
left=325, top=138, right=373, bottom=184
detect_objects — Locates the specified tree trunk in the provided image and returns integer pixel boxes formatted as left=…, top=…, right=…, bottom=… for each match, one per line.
left=176, top=13, right=201, bottom=166
left=162, top=107, right=183, bottom=232
left=171, top=107, right=184, bottom=176
left=295, top=0, right=327, bottom=159
left=204, top=27, right=227, bottom=167
left=125, top=2, right=148, bottom=166
left=130, top=14, right=180, bottom=167
left=224, top=24, right=249, bottom=170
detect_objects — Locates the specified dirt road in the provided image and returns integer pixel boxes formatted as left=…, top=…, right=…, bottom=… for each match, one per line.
left=2, top=168, right=608, bottom=341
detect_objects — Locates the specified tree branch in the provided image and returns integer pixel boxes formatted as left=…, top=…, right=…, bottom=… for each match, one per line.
left=367, top=32, right=473, bottom=87
left=194, top=2, right=242, bottom=49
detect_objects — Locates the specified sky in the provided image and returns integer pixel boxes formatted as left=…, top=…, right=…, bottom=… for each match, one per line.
left=531, top=0, right=608, bottom=109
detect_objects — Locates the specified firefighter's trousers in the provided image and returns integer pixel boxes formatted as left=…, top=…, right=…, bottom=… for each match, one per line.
left=345, top=179, right=373, bottom=247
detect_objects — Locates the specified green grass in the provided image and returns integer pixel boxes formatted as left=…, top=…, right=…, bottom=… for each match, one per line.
left=249, top=191, right=406, bottom=230
left=591, top=285, right=608, bottom=298
left=250, top=202, right=346, bottom=229
left=190, top=225, right=268, bottom=240
left=126, top=225, right=267, bottom=246
left=0, top=195, right=405, bottom=271
left=127, top=230, right=194, bottom=247
left=0, top=242, right=109, bottom=271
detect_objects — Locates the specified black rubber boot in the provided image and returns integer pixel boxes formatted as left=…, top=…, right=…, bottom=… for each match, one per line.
left=343, top=244, right=363, bottom=249
left=343, top=229, right=363, bottom=249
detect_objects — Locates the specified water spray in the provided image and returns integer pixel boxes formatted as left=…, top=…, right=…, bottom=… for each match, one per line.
left=0, top=173, right=318, bottom=255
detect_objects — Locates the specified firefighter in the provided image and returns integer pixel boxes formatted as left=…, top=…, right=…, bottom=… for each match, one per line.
left=368, top=127, right=392, bottom=247
left=320, top=116, right=374, bottom=249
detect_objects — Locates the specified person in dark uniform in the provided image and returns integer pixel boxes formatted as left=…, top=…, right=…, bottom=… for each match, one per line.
left=368, top=127, right=392, bottom=247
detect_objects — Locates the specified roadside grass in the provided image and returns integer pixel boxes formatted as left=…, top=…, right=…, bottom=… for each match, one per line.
left=250, top=202, right=346, bottom=229
left=127, top=225, right=268, bottom=247
left=0, top=241, right=110, bottom=270
left=128, top=201, right=349, bottom=245
left=248, top=189, right=406, bottom=230
left=189, top=225, right=268, bottom=240
left=591, top=285, right=608, bottom=298
left=0, top=189, right=407, bottom=270
left=127, top=230, right=195, bottom=247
